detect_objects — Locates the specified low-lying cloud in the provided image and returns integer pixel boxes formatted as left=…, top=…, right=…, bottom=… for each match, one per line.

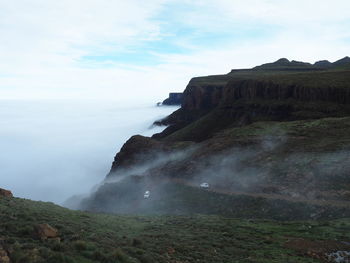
left=0, top=99, right=178, bottom=204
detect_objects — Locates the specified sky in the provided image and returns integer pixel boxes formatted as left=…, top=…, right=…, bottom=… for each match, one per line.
left=0, top=0, right=350, bottom=101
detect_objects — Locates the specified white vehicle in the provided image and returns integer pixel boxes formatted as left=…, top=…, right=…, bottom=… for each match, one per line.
left=200, top=183, right=209, bottom=189
left=144, top=190, right=150, bottom=199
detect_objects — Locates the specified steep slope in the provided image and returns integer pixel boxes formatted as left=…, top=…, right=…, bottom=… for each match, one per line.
left=155, top=67, right=350, bottom=141
left=83, top=57, right=350, bottom=221
left=85, top=117, right=350, bottom=218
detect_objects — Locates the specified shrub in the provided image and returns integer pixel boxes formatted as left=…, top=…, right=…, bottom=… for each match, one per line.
left=132, top=238, right=142, bottom=247
left=73, top=240, right=87, bottom=251
left=108, top=248, right=133, bottom=263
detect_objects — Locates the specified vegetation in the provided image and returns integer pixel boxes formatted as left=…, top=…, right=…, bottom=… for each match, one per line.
left=4, top=58, right=350, bottom=262
left=1, top=196, right=350, bottom=263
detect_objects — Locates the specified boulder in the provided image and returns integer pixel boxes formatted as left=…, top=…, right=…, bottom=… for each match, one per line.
left=0, top=247, right=10, bottom=263
left=34, top=224, right=58, bottom=240
left=0, top=189, right=13, bottom=198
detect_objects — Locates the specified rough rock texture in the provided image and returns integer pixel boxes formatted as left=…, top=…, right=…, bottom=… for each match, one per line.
left=153, top=64, right=350, bottom=140
left=152, top=75, right=230, bottom=138
left=162, top=93, right=183, bottom=105
left=86, top=57, right=350, bottom=218
left=221, top=79, right=350, bottom=104
left=34, top=224, right=58, bottom=240
left=108, top=135, right=168, bottom=176
left=0, top=247, right=10, bottom=263
left=182, top=84, right=224, bottom=110
left=0, top=189, right=12, bottom=198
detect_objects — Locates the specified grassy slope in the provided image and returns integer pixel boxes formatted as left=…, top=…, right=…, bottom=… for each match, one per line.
left=1, top=196, right=350, bottom=263
left=85, top=117, right=350, bottom=217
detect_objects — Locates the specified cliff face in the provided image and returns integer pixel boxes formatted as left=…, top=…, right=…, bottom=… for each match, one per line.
left=221, top=78, right=350, bottom=105
left=82, top=57, right=350, bottom=218
left=181, top=84, right=224, bottom=110
left=162, top=92, right=183, bottom=105
left=153, top=67, right=350, bottom=140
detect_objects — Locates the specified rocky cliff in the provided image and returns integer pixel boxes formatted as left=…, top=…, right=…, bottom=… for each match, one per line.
left=154, top=59, right=350, bottom=140
left=82, top=57, right=350, bottom=219
left=162, top=92, right=183, bottom=105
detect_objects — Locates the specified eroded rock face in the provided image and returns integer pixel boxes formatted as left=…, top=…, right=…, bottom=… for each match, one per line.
left=162, top=93, right=183, bottom=105
left=182, top=84, right=224, bottom=110
left=108, top=135, right=168, bottom=176
left=222, top=79, right=350, bottom=105
left=0, top=189, right=13, bottom=198
left=154, top=66, right=350, bottom=140
left=34, top=224, right=58, bottom=240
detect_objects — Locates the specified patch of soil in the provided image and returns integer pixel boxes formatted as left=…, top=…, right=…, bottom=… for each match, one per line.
left=285, top=238, right=350, bottom=262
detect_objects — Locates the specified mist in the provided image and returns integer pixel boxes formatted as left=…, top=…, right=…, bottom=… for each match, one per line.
left=79, top=132, right=350, bottom=219
left=0, top=99, right=178, bottom=204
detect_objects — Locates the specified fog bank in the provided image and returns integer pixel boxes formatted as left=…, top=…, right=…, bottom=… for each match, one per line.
left=0, top=99, right=178, bottom=204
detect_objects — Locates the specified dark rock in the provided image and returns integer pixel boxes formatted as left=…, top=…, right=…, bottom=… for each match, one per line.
left=162, top=93, right=183, bottom=105
left=108, top=135, right=168, bottom=176
left=333, top=56, right=350, bottom=66
left=153, top=62, right=350, bottom=140
left=254, top=58, right=314, bottom=70
left=314, top=60, right=332, bottom=68
left=0, top=189, right=13, bottom=198
left=84, top=56, right=350, bottom=219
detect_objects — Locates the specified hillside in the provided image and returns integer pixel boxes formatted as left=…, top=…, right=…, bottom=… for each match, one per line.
left=1, top=196, right=350, bottom=263
left=155, top=59, right=350, bottom=141
left=5, top=57, right=350, bottom=263
left=80, top=58, right=350, bottom=222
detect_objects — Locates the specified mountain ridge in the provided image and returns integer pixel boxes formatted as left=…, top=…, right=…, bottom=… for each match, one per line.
left=81, top=57, right=350, bottom=222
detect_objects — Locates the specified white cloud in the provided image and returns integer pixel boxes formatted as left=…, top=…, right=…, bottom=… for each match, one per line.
left=0, top=0, right=349, bottom=100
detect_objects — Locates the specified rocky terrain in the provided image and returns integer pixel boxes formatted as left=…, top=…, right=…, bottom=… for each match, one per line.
left=2, top=57, right=350, bottom=263
left=82, top=57, right=350, bottom=222
left=161, top=93, right=183, bottom=105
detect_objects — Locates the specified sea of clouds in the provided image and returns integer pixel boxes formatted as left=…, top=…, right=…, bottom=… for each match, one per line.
left=0, top=99, right=178, bottom=204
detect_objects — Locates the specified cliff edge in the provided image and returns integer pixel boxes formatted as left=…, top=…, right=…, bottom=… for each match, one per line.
left=82, top=57, right=350, bottom=219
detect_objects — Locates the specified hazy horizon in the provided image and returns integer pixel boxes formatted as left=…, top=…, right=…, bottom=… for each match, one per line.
left=0, top=99, right=178, bottom=204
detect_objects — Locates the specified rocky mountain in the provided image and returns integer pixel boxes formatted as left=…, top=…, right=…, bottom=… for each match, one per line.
left=2, top=57, right=350, bottom=263
left=161, top=92, right=183, bottom=105
left=81, top=57, right=350, bottom=220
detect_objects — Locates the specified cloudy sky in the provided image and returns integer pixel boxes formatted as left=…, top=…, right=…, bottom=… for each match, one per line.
left=1, top=0, right=349, bottom=101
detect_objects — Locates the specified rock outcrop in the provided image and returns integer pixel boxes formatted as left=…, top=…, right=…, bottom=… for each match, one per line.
left=0, top=246, right=10, bottom=263
left=162, top=93, right=183, bottom=105
left=222, top=78, right=350, bottom=105
left=254, top=58, right=315, bottom=71
left=153, top=59, right=350, bottom=140
left=108, top=135, right=168, bottom=176
left=0, top=189, right=13, bottom=198
left=34, top=223, right=58, bottom=240
left=84, top=57, right=350, bottom=219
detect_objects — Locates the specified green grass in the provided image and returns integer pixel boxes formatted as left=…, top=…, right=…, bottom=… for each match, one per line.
left=1, top=196, right=350, bottom=262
